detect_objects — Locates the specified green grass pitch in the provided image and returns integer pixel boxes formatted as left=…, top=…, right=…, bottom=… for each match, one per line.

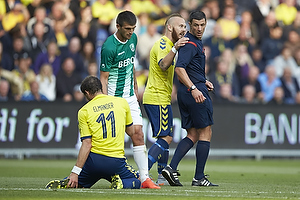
left=0, top=157, right=299, bottom=200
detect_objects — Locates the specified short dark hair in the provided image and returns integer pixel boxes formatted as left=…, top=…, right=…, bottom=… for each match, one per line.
left=80, top=76, right=102, bottom=95
left=188, top=11, right=206, bottom=24
left=116, top=10, right=137, bottom=26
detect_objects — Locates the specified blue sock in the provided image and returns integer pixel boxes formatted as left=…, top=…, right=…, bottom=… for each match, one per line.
left=148, top=138, right=169, bottom=170
left=194, top=141, right=210, bottom=180
left=122, top=178, right=141, bottom=189
left=170, top=137, right=194, bottom=170
left=157, top=148, right=169, bottom=174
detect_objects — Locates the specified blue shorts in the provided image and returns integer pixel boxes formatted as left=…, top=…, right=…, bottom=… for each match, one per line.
left=78, top=152, right=140, bottom=188
left=143, top=104, right=173, bottom=138
left=177, top=82, right=213, bottom=129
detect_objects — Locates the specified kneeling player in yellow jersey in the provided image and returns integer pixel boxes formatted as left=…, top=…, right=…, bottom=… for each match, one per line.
left=46, top=76, right=140, bottom=189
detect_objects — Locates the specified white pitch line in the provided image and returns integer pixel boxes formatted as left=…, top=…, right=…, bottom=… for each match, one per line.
left=0, top=188, right=299, bottom=199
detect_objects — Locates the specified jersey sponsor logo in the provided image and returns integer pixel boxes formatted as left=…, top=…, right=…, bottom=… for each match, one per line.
left=129, top=43, right=135, bottom=52
left=118, top=51, right=125, bottom=56
left=118, top=56, right=135, bottom=68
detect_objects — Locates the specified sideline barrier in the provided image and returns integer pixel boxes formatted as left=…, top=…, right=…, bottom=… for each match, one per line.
left=0, top=101, right=300, bottom=159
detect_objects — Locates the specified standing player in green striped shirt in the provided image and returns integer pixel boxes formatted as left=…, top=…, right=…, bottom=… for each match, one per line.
left=100, top=10, right=160, bottom=189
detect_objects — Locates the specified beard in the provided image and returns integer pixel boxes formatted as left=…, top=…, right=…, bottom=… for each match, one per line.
left=171, top=27, right=181, bottom=42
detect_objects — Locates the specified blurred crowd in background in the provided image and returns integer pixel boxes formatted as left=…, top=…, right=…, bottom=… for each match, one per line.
left=1, top=0, right=300, bottom=105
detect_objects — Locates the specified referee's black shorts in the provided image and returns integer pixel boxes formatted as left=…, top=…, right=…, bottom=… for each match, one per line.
left=177, top=82, right=214, bottom=129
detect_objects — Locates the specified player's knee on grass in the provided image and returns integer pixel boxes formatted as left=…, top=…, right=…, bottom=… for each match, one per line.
left=123, top=178, right=141, bottom=189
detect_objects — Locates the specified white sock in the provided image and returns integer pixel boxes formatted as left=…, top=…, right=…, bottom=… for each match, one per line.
left=133, top=145, right=149, bottom=183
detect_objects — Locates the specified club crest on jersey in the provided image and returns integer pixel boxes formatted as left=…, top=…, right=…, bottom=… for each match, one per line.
left=129, top=43, right=135, bottom=52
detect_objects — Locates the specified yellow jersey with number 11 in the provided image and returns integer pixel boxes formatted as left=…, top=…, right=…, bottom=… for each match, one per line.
left=78, top=94, right=133, bottom=158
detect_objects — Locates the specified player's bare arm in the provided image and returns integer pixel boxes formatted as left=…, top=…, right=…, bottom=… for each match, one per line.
left=159, top=37, right=189, bottom=71
left=125, top=124, right=134, bottom=137
left=67, top=138, right=92, bottom=188
left=175, top=67, right=206, bottom=103
left=175, top=67, right=193, bottom=89
left=99, top=71, right=110, bottom=95
left=133, top=67, right=139, bottom=98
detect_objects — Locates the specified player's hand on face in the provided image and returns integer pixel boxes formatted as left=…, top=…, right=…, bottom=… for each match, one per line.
left=175, top=37, right=189, bottom=50
left=191, top=89, right=206, bottom=103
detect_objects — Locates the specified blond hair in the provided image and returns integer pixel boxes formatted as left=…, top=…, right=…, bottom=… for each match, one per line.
left=39, top=64, right=54, bottom=83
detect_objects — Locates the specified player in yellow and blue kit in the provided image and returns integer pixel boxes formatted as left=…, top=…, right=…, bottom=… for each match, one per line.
left=143, top=13, right=188, bottom=185
left=45, top=76, right=140, bottom=189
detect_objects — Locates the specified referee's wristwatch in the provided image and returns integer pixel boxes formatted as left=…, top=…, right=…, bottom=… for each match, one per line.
left=188, top=85, right=196, bottom=92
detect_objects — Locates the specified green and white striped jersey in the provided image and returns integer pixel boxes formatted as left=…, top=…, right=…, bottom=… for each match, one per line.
left=100, top=33, right=137, bottom=98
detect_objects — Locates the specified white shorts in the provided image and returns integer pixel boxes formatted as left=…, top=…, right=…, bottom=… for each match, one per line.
left=125, top=95, right=143, bottom=125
